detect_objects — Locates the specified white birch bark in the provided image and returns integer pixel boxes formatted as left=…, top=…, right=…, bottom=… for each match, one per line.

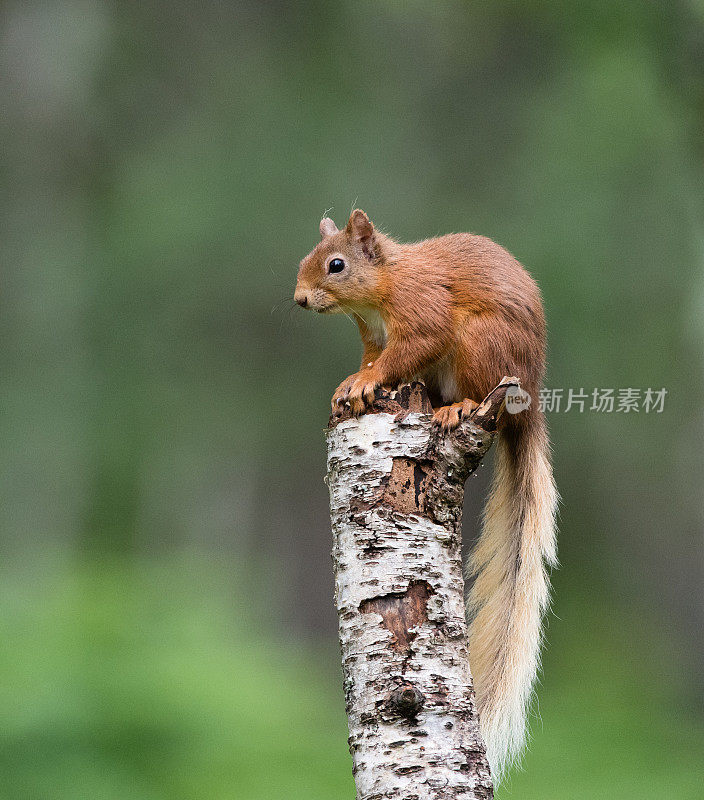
left=326, top=381, right=514, bottom=800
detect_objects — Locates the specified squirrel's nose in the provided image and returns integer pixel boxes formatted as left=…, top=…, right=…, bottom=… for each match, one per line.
left=294, top=290, right=308, bottom=308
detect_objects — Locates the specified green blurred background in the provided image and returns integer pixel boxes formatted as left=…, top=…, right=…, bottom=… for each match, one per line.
left=2, top=1, right=703, bottom=797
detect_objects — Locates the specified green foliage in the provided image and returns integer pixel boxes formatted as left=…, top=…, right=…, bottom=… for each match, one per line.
left=0, top=557, right=353, bottom=800
left=1, top=558, right=702, bottom=798
left=506, top=598, right=704, bottom=798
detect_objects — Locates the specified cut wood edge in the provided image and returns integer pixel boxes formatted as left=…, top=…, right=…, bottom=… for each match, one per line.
left=329, top=377, right=520, bottom=435
left=468, top=376, right=520, bottom=433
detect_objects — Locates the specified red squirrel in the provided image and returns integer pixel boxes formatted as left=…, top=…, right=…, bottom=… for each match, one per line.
left=295, top=210, right=558, bottom=781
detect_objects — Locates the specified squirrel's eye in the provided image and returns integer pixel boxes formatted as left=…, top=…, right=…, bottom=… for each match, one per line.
left=328, top=258, right=345, bottom=274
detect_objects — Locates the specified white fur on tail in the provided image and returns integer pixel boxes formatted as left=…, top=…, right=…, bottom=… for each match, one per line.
left=466, top=415, right=558, bottom=783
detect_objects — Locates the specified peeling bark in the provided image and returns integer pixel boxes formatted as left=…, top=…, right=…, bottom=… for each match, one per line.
left=326, top=379, right=517, bottom=800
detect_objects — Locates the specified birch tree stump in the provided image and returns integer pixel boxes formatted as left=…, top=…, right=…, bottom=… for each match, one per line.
left=326, top=378, right=517, bottom=800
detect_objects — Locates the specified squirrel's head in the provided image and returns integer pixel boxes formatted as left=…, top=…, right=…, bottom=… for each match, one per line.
left=295, top=210, right=387, bottom=313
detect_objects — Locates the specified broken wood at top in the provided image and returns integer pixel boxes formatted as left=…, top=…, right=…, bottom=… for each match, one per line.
left=326, top=377, right=517, bottom=800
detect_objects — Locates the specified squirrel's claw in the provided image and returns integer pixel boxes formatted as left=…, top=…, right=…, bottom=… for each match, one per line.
left=347, top=370, right=380, bottom=416
left=332, top=369, right=380, bottom=417
left=331, top=375, right=356, bottom=413
left=433, top=398, right=479, bottom=431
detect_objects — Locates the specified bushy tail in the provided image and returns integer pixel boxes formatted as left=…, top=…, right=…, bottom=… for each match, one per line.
left=467, top=412, right=558, bottom=783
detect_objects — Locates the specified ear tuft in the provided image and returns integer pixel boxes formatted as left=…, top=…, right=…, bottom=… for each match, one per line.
left=346, top=209, right=376, bottom=258
left=319, top=217, right=339, bottom=239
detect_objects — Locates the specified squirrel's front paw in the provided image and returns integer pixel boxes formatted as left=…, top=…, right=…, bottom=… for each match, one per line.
left=347, top=370, right=380, bottom=416
left=331, top=374, right=358, bottom=416
left=330, top=368, right=380, bottom=417
left=332, top=369, right=381, bottom=416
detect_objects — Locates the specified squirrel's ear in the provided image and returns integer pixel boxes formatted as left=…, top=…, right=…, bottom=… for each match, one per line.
left=319, top=217, right=338, bottom=239
left=346, top=209, right=376, bottom=259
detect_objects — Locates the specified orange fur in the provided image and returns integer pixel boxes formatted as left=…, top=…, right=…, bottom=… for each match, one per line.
left=295, top=211, right=558, bottom=781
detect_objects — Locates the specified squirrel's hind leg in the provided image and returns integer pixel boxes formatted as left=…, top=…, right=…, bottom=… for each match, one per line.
left=432, top=398, right=479, bottom=431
